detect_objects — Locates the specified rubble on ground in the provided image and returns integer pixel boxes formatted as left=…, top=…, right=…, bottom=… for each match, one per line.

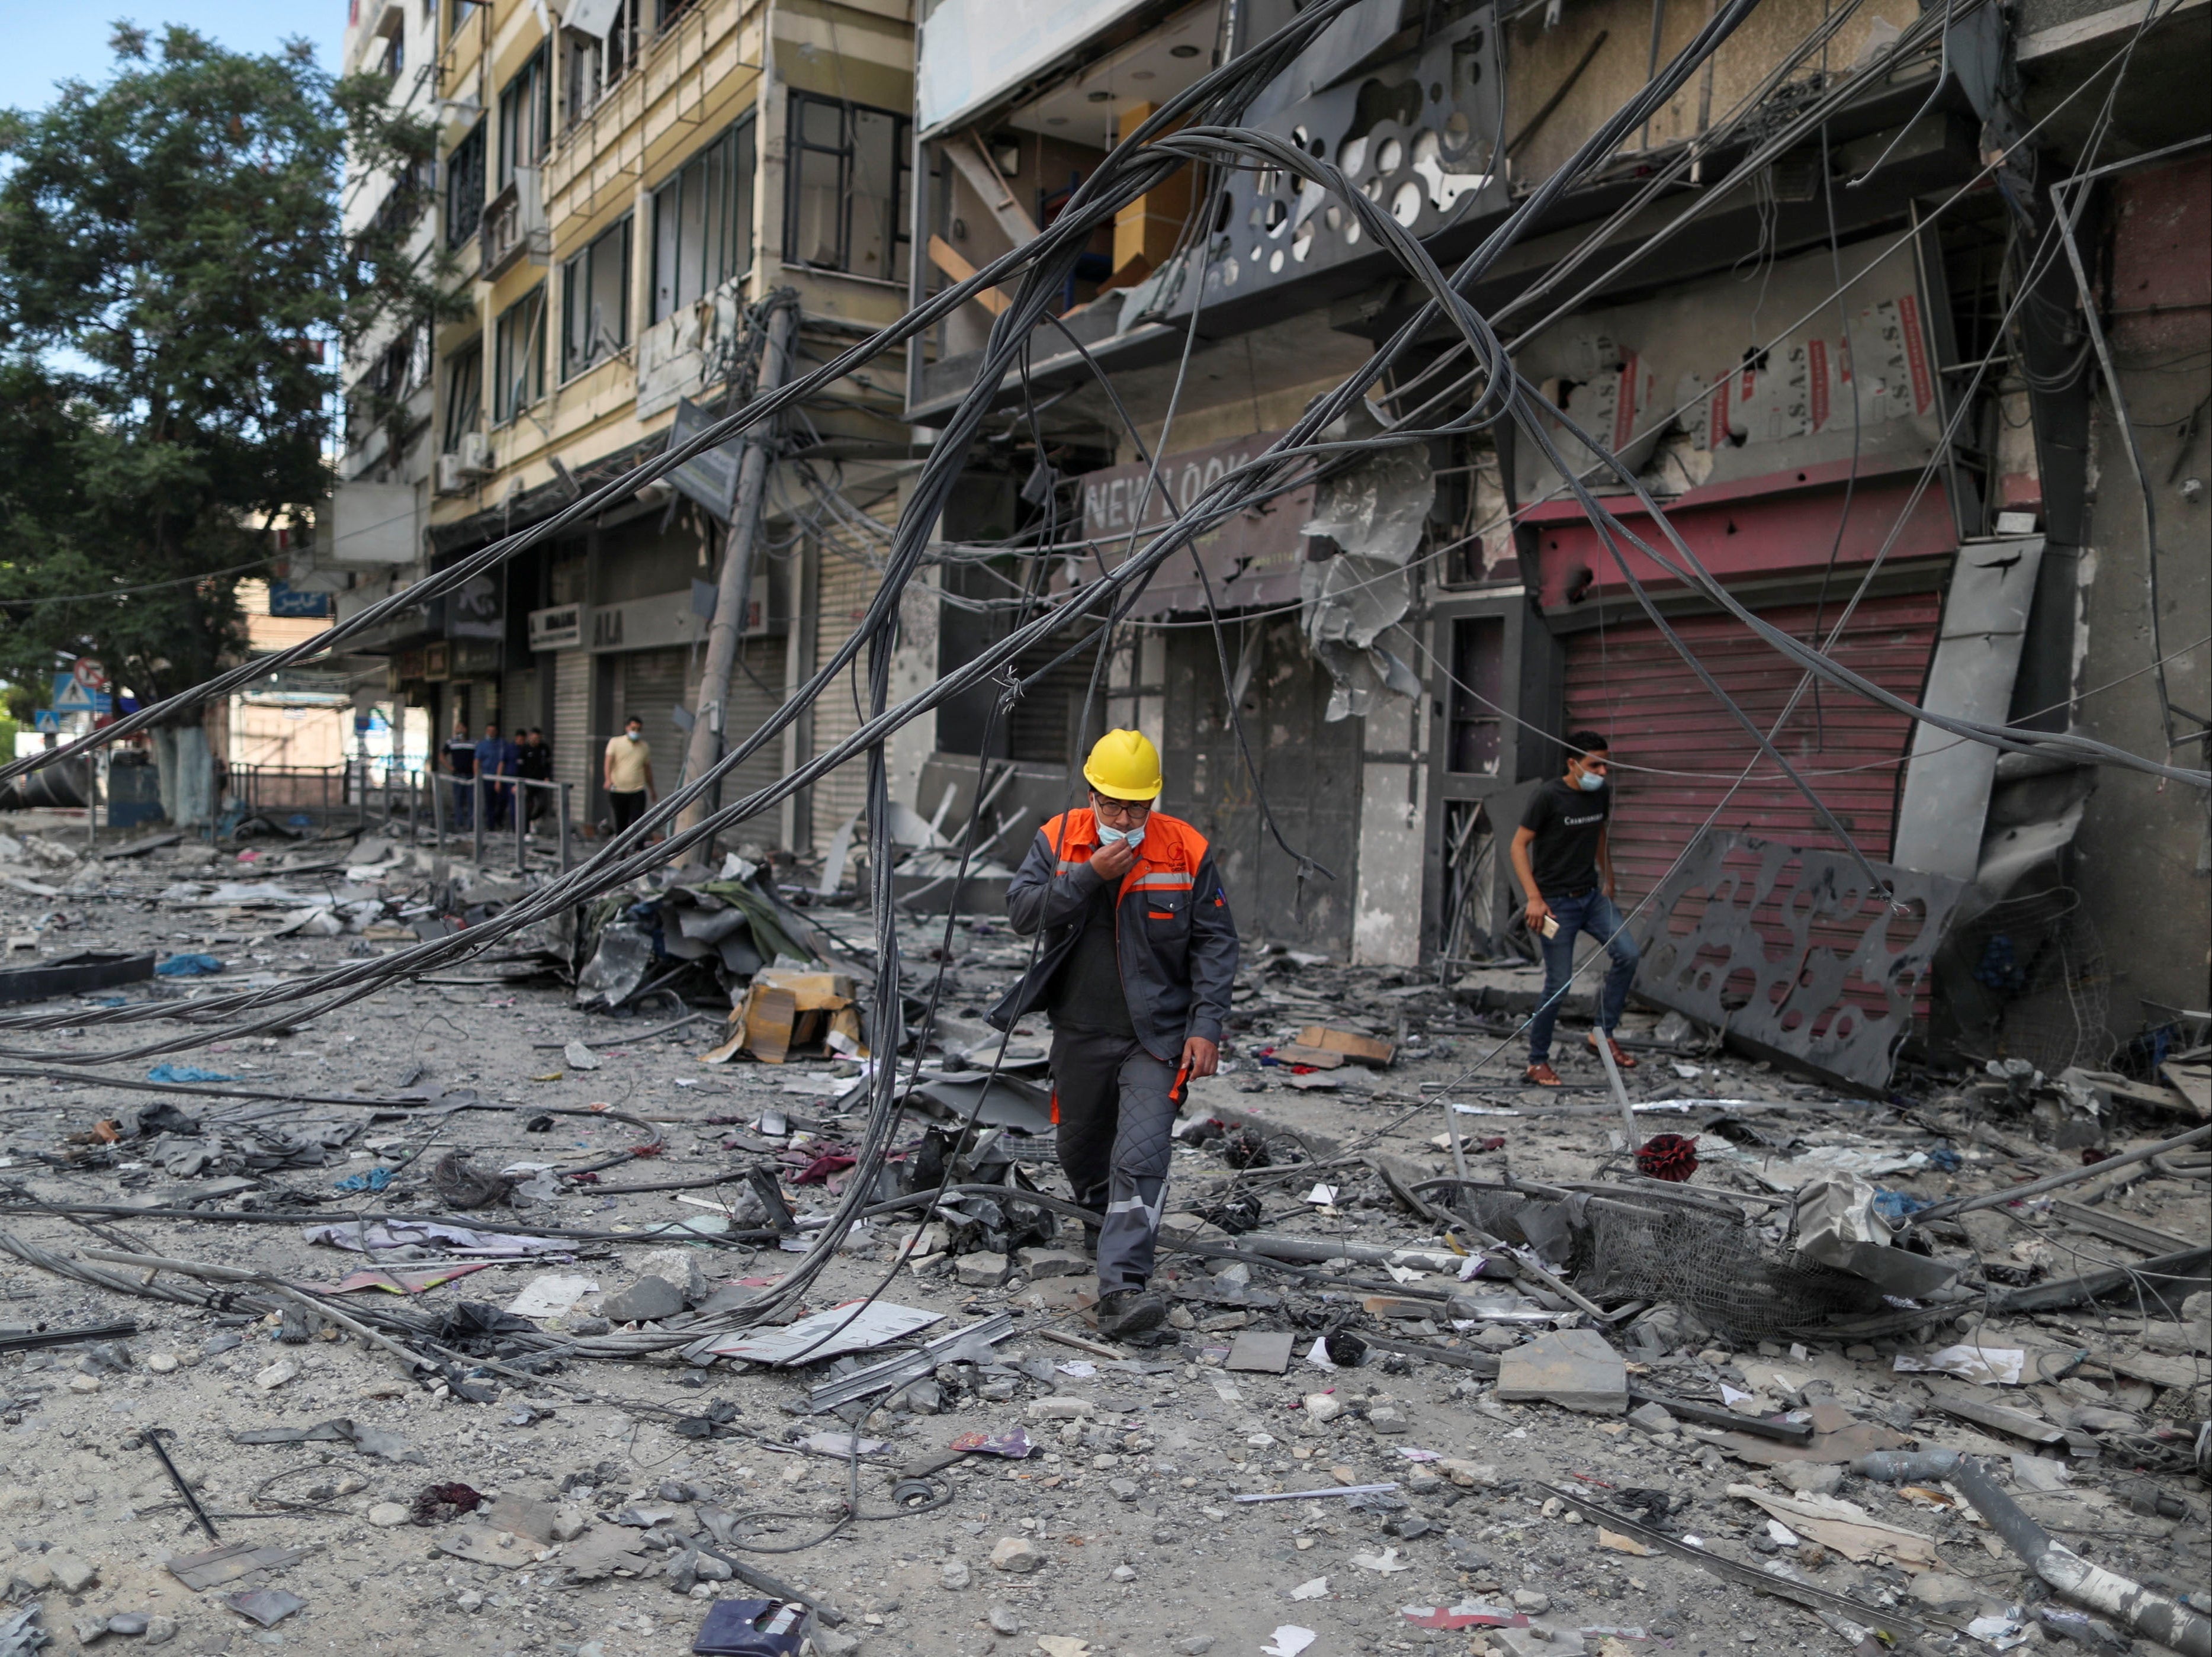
left=0, top=817, right=2204, bottom=1656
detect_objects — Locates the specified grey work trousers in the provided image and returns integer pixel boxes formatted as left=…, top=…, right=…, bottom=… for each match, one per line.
left=1048, top=1025, right=1180, bottom=1293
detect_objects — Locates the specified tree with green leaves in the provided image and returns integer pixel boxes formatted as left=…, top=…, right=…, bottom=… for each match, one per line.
left=0, top=24, right=463, bottom=823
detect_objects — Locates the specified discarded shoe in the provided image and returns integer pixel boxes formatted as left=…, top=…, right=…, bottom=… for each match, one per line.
left=1095, top=1287, right=1167, bottom=1340
left=1587, top=1033, right=1638, bottom=1069
left=1525, top=1062, right=1563, bottom=1087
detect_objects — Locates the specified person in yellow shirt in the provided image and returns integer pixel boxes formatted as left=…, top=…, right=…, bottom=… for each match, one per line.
left=602, top=715, right=656, bottom=835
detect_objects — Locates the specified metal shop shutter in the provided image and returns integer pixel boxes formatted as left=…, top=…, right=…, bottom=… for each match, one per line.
left=553, top=650, right=591, bottom=799
left=722, top=635, right=789, bottom=833
left=1562, top=590, right=1941, bottom=905
left=619, top=648, right=694, bottom=788
left=808, top=548, right=881, bottom=856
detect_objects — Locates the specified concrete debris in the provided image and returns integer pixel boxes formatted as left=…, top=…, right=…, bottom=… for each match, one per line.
left=0, top=854, right=2202, bottom=1657
left=1494, top=1329, right=1629, bottom=1413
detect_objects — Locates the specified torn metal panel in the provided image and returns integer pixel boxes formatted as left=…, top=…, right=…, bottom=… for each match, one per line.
left=1635, top=831, right=1966, bottom=1091
left=1510, top=235, right=1943, bottom=508
left=1300, top=406, right=1434, bottom=721
left=1890, top=537, right=2046, bottom=879
left=1197, top=9, right=1507, bottom=307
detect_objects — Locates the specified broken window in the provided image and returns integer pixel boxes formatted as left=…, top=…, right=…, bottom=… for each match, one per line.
left=493, top=285, right=546, bottom=423
left=563, top=0, right=640, bottom=123
left=561, top=216, right=633, bottom=380
left=650, top=117, right=756, bottom=323
left=784, top=93, right=911, bottom=283
left=442, top=338, right=483, bottom=455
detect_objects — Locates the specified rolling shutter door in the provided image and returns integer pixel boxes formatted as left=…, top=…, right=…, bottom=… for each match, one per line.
left=553, top=650, right=591, bottom=798
left=620, top=648, right=692, bottom=789
left=1561, top=590, right=1941, bottom=905
left=808, top=548, right=879, bottom=857
left=723, top=635, right=788, bottom=831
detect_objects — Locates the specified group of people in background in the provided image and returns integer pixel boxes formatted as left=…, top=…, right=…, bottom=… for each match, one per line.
left=441, top=720, right=551, bottom=830
left=439, top=715, right=658, bottom=840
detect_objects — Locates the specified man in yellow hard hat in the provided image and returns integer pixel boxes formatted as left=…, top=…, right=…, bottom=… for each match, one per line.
left=992, top=730, right=1240, bottom=1340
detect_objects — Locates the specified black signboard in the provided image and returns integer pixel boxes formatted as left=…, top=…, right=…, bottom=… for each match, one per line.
left=667, top=397, right=744, bottom=522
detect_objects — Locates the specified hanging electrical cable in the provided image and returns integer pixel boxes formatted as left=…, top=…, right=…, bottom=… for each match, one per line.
left=4, top=0, right=2204, bottom=1354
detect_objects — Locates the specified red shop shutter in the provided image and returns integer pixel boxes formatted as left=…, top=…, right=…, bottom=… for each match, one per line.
left=1562, top=590, right=1941, bottom=905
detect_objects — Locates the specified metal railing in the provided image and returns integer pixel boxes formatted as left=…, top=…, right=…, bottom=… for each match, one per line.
left=226, top=762, right=350, bottom=823
left=440, top=772, right=573, bottom=874
left=226, top=759, right=573, bottom=871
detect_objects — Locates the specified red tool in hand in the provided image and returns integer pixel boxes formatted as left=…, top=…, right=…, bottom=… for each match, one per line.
left=1168, top=1059, right=1192, bottom=1106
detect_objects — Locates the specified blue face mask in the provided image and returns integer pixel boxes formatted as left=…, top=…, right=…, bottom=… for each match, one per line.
left=1577, top=769, right=1607, bottom=792
left=1097, top=821, right=1146, bottom=849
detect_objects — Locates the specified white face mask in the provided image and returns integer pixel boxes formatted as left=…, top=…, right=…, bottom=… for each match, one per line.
left=626, top=731, right=641, bottom=742
left=1097, top=821, right=1145, bottom=850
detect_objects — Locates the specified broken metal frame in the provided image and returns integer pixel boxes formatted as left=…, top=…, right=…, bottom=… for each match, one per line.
left=799, top=1311, right=1016, bottom=1414
left=1633, top=831, right=1968, bottom=1092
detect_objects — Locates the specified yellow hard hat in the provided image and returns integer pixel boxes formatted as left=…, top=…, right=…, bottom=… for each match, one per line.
left=1083, top=729, right=1163, bottom=802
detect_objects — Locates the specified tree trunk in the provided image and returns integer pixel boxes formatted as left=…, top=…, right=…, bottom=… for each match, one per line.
left=153, top=725, right=216, bottom=826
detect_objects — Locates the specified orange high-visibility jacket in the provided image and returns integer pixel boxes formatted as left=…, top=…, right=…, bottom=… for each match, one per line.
left=991, top=808, right=1239, bottom=1061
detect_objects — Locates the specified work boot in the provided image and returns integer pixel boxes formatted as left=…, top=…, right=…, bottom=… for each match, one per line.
left=1586, top=1033, right=1639, bottom=1069
left=1525, top=1061, right=1563, bottom=1087
left=1095, top=1286, right=1167, bottom=1341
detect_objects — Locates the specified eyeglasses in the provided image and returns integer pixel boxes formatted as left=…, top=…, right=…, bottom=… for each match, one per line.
left=1090, top=792, right=1152, bottom=823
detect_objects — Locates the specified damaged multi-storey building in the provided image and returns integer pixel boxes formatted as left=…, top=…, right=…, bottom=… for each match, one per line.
left=902, top=0, right=2208, bottom=1081
left=321, top=0, right=928, bottom=865
left=319, top=0, right=2209, bottom=1086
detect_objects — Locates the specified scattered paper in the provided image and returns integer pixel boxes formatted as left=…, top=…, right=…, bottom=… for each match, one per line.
left=505, top=1273, right=599, bottom=1318
left=1966, top=1611, right=2031, bottom=1650
left=1290, top=1578, right=1330, bottom=1600
left=1303, top=1336, right=1338, bottom=1372
left=1353, top=1547, right=1412, bottom=1573
left=797, top=1431, right=888, bottom=1458
left=1263, top=1628, right=1317, bottom=1657
left=1304, top=1184, right=1340, bottom=1206
left=1895, top=1344, right=2027, bottom=1386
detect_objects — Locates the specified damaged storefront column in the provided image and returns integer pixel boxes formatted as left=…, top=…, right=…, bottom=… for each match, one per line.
left=1302, top=406, right=1436, bottom=967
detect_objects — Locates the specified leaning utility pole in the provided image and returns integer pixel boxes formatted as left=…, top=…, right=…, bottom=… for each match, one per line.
left=675, top=294, right=801, bottom=844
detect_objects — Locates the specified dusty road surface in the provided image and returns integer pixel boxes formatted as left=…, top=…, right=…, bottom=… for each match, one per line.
left=0, top=824, right=2203, bottom=1657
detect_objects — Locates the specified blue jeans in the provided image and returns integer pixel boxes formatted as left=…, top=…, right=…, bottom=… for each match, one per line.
left=1528, top=888, right=1640, bottom=1064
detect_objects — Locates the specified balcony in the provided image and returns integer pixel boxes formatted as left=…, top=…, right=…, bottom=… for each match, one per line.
left=480, top=167, right=549, bottom=281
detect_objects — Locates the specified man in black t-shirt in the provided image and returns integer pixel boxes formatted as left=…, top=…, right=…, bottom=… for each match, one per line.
left=1510, top=730, right=1641, bottom=1088
left=517, top=728, right=553, bottom=827
left=441, top=720, right=478, bottom=830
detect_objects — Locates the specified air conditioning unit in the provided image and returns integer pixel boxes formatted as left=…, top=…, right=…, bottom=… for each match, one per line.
left=457, top=431, right=492, bottom=471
